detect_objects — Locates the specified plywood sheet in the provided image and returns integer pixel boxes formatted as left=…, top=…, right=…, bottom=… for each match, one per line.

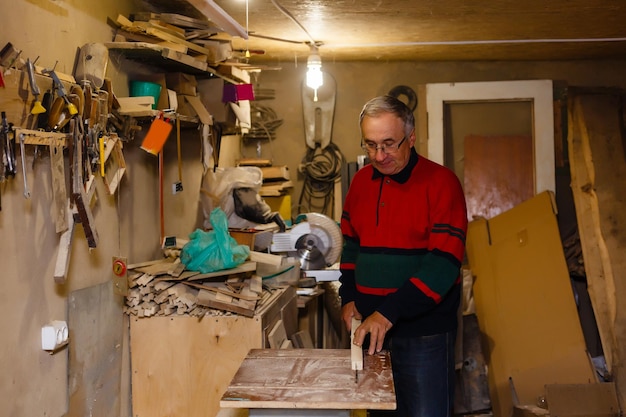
left=467, top=191, right=596, bottom=417
left=221, top=349, right=396, bottom=410
left=130, top=315, right=263, bottom=417
left=68, top=281, right=124, bottom=417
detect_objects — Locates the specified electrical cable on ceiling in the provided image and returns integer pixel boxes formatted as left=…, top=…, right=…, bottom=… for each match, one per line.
left=332, top=36, right=626, bottom=48
left=269, top=0, right=318, bottom=46
left=298, top=143, right=345, bottom=216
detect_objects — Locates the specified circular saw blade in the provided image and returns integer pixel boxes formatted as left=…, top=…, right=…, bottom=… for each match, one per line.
left=295, top=233, right=329, bottom=270
left=291, top=213, right=342, bottom=270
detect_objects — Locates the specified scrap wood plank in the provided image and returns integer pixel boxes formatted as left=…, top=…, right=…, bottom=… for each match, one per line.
left=133, top=20, right=185, bottom=39
left=160, top=12, right=214, bottom=30
left=133, top=258, right=176, bottom=275
left=267, top=319, right=288, bottom=349
left=570, top=97, right=614, bottom=354
left=50, top=142, right=68, bottom=233
left=260, top=165, right=290, bottom=181
left=196, top=289, right=256, bottom=317
left=248, top=275, right=262, bottom=294
left=128, top=258, right=169, bottom=270
left=167, top=259, right=185, bottom=277
left=153, top=270, right=199, bottom=282
left=291, top=330, right=314, bottom=349
left=53, top=201, right=76, bottom=284
left=568, top=92, right=626, bottom=409
left=186, top=261, right=257, bottom=281
left=249, top=251, right=283, bottom=266
left=183, top=281, right=260, bottom=301
left=144, top=27, right=216, bottom=60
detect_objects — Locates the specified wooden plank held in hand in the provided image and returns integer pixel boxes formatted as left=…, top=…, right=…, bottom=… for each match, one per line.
left=351, top=317, right=363, bottom=371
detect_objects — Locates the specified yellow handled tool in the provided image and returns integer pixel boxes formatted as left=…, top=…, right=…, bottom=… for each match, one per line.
left=26, top=57, right=46, bottom=115
left=43, top=66, right=78, bottom=116
left=99, top=136, right=105, bottom=177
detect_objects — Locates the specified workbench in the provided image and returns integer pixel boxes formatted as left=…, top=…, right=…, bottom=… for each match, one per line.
left=220, top=348, right=396, bottom=416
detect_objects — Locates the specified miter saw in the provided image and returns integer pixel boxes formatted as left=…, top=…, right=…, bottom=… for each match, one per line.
left=270, top=212, right=342, bottom=270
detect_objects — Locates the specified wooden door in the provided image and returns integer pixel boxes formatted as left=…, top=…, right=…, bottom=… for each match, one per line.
left=464, top=134, right=534, bottom=220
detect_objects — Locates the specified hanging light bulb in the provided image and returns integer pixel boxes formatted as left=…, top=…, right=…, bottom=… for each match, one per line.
left=306, top=44, right=323, bottom=101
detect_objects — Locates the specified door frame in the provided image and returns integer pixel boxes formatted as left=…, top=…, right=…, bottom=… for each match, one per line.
left=425, top=80, right=555, bottom=194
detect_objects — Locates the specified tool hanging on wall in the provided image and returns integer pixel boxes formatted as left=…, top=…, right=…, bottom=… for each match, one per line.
left=19, top=133, right=30, bottom=199
left=26, top=57, right=46, bottom=116
left=70, top=118, right=99, bottom=248
left=1, top=111, right=16, bottom=179
left=43, top=65, right=79, bottom=132
left=173, top=116, right=183, bottom=194
left=43, top=65, right=78, bottom=116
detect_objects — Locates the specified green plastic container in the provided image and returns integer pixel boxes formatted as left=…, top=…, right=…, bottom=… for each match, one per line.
left=130, top=80, right=161, bottom=109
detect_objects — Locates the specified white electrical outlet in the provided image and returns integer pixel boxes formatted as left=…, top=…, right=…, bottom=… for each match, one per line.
left=41, top=320, right=69, bottom=352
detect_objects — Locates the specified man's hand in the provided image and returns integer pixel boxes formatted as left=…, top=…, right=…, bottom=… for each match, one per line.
left=341, top=301, right=362, bottom=331
left=353, top=311, right=393, bottom=355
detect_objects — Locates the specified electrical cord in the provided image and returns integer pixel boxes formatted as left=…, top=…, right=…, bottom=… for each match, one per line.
left=298, top=142, right=345, bottom=216
left=270, top=0, right=318, bottom=46
left=244, top=103, right=283, bottom=142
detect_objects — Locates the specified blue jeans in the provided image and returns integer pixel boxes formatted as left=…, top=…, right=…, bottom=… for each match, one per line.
left=369, top=330, right=457, bottom=417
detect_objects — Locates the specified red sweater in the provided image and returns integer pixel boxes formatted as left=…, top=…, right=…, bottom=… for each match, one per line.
left=339, top=149, right=467, bottom=337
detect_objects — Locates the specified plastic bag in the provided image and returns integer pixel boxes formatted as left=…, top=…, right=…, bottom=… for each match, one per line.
left=200, top=166, right=264, bottom=230
left=180, top=207, right=250, bottom=273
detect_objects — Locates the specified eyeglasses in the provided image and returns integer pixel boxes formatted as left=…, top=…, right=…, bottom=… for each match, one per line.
left=361, top=135, right=407, bottom=155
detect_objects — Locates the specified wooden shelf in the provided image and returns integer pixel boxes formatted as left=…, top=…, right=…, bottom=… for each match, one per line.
left=105, top=41, right=240, bottom=84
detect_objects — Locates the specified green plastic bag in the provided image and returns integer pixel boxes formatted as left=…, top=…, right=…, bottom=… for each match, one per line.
left=181, top=208, right=250, bottom=273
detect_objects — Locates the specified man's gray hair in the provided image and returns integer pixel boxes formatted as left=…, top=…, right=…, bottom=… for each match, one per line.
left=359, top=95, right=415, bottom=136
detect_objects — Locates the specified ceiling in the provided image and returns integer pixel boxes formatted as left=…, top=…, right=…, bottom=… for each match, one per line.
left=142, top=0, right=626, bottom=64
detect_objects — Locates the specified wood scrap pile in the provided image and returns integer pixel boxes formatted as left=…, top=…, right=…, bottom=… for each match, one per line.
left=110, top=12, right=234, bottom=65
left=124, top=257, right=276, bottom=318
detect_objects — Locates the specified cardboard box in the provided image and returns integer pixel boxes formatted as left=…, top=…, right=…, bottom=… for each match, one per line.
left=165, top=72, right=197, bottom=96
left=512, top=405, right=549, bottom=417
left=197, top=78, right=232, bottom=123
left=545, top=383, right=619, bottom=417
left=467, top=191, right=596, bottom=417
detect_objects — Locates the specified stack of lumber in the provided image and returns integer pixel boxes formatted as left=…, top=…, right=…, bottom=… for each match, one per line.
left=124, top=257, right=277, bottom=318
left=110, top=12, right=234, bottom=65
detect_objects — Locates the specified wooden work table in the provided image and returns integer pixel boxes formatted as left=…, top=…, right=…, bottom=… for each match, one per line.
left=220, top=348, right=396, bottom=416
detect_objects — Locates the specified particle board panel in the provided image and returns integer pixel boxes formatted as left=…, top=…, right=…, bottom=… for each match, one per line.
left=467, top=191, right=596, bottom=417
left=221, top=349, right=396, bottom=410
